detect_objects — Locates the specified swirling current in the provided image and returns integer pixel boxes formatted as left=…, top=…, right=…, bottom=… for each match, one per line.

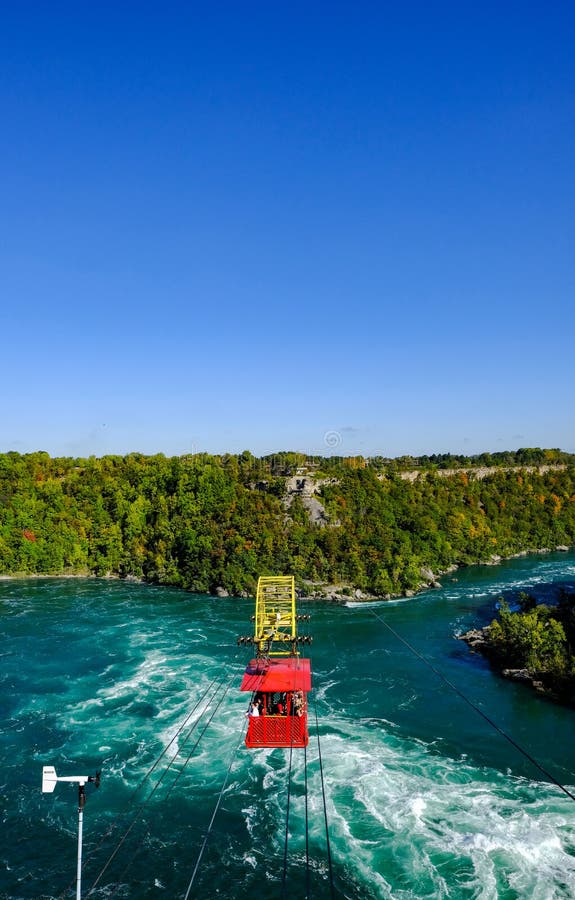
left=2, top=553, right=575, bottom=898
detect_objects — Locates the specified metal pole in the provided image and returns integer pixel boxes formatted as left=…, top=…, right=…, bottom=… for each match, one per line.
left=76, top=784, right=85, bottom=900
left=42, top=766, right=100, bottom=900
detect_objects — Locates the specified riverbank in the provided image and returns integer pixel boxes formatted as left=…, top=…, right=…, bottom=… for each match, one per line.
left=459, top=593, right=575, bottom=709
left=2, top=450, right=575, bottom=599
left=299, top=545, right=573, bottom=602
left=2, top=543, right=571, bottom=604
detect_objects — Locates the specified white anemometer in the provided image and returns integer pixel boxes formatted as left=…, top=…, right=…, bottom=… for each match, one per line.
left=42, top=765, right=101, bottom=900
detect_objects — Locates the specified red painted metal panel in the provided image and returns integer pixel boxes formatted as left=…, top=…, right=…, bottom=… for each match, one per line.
left=240, top=658, right=311, bottom=693
left=245, top=714, right=308, bottom=748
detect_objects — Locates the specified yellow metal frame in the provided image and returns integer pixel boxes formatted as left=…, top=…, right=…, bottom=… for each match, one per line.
left=254, top=575, right=296, bottom=656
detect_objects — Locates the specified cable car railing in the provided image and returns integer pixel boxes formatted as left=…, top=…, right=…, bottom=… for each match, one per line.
left=246, top=712, right=308, bottom=748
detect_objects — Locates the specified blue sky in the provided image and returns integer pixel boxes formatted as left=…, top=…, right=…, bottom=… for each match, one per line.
left=1, top=2, right=574, bottom=459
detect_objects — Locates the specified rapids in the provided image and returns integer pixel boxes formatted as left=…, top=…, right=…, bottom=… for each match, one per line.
left=1, top=553, right=575, bottom=898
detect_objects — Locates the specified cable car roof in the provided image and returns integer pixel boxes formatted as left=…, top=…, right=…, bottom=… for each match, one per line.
left=240, top=657, right=311, bottom=692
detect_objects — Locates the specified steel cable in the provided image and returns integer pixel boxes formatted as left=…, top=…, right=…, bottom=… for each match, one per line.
left=304, top=741, right=310, bottom=899
left=86, top=668, right=240, bottom=896
left=182, top=722, right=247, bottom=899
left=57, top=673, right=223, bottom=900
left=369, top=608, right=575, bottom=803
left=280, top=740, right=295, bottom=900
left=107, top=670, right=240, bottom=897
left=312, top=696, right=336, bottom=899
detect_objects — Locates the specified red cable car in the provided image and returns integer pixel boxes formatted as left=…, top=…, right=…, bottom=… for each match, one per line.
left=241, top=657, right=311, bottom=748
left=238, top=576, right=312, bottom=749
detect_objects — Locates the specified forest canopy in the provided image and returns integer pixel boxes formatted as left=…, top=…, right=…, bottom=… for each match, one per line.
left=1, top=449, right=575, bottom=596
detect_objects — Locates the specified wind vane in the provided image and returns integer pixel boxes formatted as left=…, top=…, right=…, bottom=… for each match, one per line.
left=42, top=765, right=101, bottom=900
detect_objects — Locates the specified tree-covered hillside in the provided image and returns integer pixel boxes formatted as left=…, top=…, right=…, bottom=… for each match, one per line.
left=1, top=450, right=575, bottom=597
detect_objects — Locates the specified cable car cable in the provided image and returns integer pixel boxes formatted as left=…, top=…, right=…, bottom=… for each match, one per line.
left=87, top=682, right=222, bottom=897
left=107, top=672, right=239, bottom=897
left=59, top=673, right=225, bottom=900
left=164, top=669, right=239, bottom=805
left=312, top=696, right=336, bottom=899
left=304, top=741, right=310, bottom=900
left=283, top=655, right=312, bottom=897
left=86, top=668, right=241, bottom=896
left=182, top=724, right=247, bottom=899
left=300, top=656, right=311, bottom=899
left=130, top=674, right=223, bottom=796
left=280, top=741, right=295, bottom=900
left=368, top=608, right=575, bottom=804
left=107, top=673, right=240, bottom=898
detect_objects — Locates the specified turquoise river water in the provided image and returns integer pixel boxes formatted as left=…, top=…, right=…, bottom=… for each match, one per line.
left=2, top=553, right=575, bottom=899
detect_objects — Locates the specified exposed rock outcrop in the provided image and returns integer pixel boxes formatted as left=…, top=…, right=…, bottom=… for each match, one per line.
left=283, top=476, right=337, bottom=526
left=391, top=463, right=567, bottom=482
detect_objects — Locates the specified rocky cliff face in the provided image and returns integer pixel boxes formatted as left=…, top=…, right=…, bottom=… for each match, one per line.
left=283, top=476, right=334, bottom=526
left=393, top=464, right=567, bottom=483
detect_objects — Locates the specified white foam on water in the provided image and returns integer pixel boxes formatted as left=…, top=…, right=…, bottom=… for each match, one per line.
left=6, top=568, right=575, bottom=898
left=411, top=795, right=426, bottom=818
left=314, top=678, right=338, bottom=703
left=398, top=693, right=418, bottom=710
left=97, top=663, right=116, bottom=679
left=345, top=598, right=412, bottom=608
left=97, top=649, right=171, bottom=701
left=184, top=628, right=208, bottom=643
left=239, top=714, right=575, bottom=899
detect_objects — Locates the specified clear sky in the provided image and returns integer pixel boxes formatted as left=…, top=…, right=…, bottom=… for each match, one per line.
left=1, top=2, right=574, bottom=459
